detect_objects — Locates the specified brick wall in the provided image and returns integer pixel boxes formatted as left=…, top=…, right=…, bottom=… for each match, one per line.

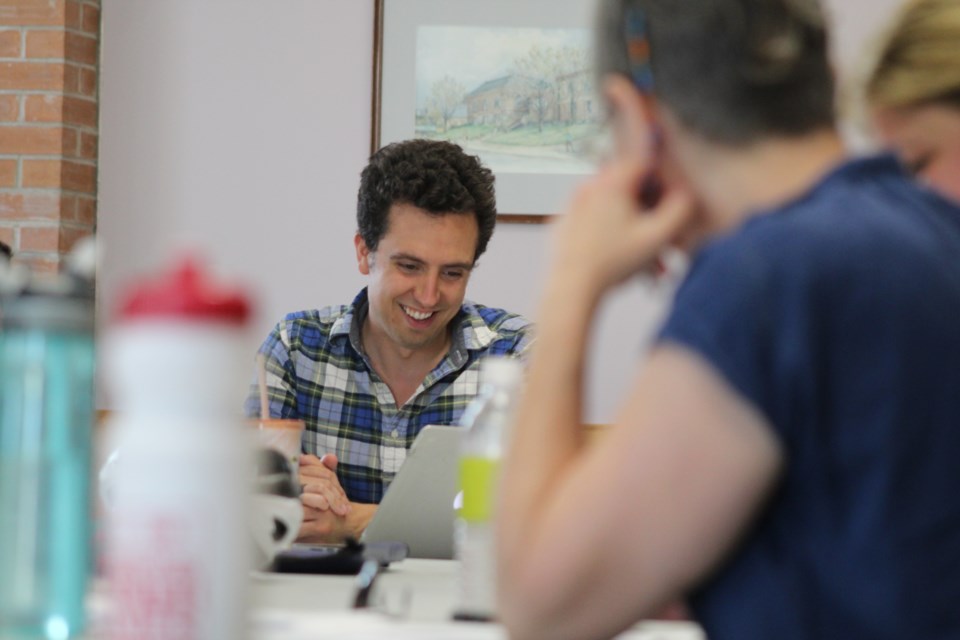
left=0, top=0, right=100, bottom=273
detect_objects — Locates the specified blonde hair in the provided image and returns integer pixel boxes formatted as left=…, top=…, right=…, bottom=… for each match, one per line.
left=867, top=0, right=960, bottom=109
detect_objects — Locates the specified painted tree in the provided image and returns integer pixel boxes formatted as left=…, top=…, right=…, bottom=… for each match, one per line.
left=511, top=44, right=590, bottom=132
left=427, top=76, right=467, bottom=133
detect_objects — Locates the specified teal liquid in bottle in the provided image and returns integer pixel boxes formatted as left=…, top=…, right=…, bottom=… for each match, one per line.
left=0, top=278, right=95, bottom=639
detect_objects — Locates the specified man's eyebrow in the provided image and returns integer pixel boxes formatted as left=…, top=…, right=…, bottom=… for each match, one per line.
left=390, top=253, right=474, bottom=270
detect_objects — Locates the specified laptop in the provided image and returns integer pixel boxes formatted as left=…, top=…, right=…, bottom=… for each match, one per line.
left=361, top=425, right=462, bottom=560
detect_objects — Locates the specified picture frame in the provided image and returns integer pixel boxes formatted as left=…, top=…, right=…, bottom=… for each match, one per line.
left=371, top=0, right=602, bottom=223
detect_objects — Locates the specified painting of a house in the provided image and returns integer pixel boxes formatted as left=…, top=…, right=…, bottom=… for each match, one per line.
left=415, top=26, right=602, bottom=174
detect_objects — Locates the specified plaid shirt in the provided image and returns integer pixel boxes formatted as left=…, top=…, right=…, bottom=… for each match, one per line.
left=244, top=288, right=534, bottom=504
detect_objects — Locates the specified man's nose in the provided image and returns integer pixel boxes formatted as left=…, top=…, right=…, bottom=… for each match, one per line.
left=414, top=272, right=441, bottom=308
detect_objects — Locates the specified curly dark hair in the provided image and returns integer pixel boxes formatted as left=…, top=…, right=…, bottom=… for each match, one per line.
left=357, top=139, right=497, bottom=263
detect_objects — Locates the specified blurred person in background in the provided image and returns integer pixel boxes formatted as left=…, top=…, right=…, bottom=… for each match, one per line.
left=497, top=0, right=960, bottom=638
left=867, top=0, right=960, bottom=202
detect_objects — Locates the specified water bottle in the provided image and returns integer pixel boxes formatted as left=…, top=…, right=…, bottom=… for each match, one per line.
left=100, top=259, right=253, bottom=640
left=0, top=256, right=96, bottom=638
left=453, top=356, right=523, bottom=622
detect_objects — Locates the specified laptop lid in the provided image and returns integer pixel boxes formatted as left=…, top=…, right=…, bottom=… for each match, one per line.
left=361, top=425, right=462, bottom=559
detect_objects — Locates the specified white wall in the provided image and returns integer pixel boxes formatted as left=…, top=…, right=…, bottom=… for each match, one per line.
left=98, top=0, right=908, bottom=421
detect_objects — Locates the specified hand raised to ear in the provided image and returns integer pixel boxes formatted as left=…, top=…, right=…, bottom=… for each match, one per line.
left=550, top=157, right=695, bottom=294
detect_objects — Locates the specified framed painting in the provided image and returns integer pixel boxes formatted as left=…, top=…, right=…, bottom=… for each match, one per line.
left=372, top=0, right=603, bottom=223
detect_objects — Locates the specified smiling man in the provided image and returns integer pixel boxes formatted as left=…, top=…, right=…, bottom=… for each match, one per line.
left=245, top=139, right=533, bottom=543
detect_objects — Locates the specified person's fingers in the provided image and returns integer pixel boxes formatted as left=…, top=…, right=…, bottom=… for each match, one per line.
left=302, top=505, right=324, bottom=522
left=301, top=481, right=343, bottom=499
left=300, top=453, right=324, bottom=466
left=299, top=464, right=336, bottom=480
left=320, top=453, right=339, bottom=471
left=637, top=188, right=696, bottom=245
left=301, top=489, right=332, bottom=510
left=302, top=482, right=350, bottom=516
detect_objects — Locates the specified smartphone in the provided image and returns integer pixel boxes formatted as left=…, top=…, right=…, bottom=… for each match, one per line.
left=271, top=540, right=408, bottom=574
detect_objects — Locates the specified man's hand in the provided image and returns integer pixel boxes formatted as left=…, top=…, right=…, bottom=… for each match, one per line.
left=296, top=453, right=377, bottom=543
left=298, top=502, right=378, bottom=543
left=299, top=453, right=350, bottom=516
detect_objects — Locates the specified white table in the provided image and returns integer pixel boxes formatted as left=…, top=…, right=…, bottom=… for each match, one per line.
left=248, top=558, right=706, bottom=639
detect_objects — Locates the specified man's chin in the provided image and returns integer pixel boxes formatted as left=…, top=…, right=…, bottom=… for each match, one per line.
left=391, top=327, right=444, bottom=351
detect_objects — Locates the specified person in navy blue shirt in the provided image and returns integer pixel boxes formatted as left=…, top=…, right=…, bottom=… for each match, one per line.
left=496, top=1, right=960, bottom=639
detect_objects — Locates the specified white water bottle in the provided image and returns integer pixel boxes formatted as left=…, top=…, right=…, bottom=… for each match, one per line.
left=454, top=356, right=523, bottom=621
left=101, top=260, right=253, bottom=640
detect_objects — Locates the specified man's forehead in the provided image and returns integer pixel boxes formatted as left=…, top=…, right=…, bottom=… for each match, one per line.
left=378, top=204, right=478, bottom=255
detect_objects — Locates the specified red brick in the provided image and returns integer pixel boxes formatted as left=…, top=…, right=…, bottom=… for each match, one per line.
left=58, top=225, right=89, bottom=251
left=80, top=4, right=99, bottom=35
left=22, top=159, right=61, bottom=188
left=63, top=95, right=96, bottom=127
left=64, top=32, right=96, bottom=66
left=0, top=62, right=64, bottom=90
left=78, top=131, right=96, bottom=159
left=0, top=159, right=15, bottom=187
left=0, top=95, right=18, bottom=122
left=0, top=125, right=64, bottom=154
left=60, top=193, right=76, bottom=219
left=20, top=225, right=59, bottom=252
left=64, top=0, right=82, bottom=30
left=0, top=226, right=13, bottom=248
left=75, top=195, right=95, bottom=225
left=25, top=30, right=65, bottom=59
left=63, top=63, right=79, bottom=93
left=0, top=30, right=21, bottom=58
left=62, top=126, right=78, bottom=156
left=24, top=95, right=62, bottom=122
left=61, top=159, right=95, bottom=192
left=0, top=1, right=65, bottom=27
left=0, top=192, right=62, bottom=220
left=78, top=66, right=96, bottom=97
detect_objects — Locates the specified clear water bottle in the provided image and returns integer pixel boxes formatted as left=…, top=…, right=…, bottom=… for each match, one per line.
left=0, top=257, right=96, bottom=638
left=453, top=356, right=523, bottom=622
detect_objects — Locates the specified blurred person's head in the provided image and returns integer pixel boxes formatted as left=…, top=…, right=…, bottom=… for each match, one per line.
left=0, top=240, right=11, bottom=262
left=354, top=139, right=496, bottom=357
left=867, top=0, right=960, bottom=203
left=597, top=0, right=834, bottom=147
left=594, top=0, right=836, bottom=238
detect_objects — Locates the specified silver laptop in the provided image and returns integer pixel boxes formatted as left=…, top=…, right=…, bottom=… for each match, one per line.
left=361, top=425, right=462, bottom=559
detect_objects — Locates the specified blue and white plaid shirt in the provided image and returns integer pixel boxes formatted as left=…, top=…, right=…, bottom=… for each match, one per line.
left=244, top=288, right=534, bottom=504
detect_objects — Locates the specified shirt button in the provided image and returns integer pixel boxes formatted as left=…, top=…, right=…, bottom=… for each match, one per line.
left=391, top=428, right=399, bottom=438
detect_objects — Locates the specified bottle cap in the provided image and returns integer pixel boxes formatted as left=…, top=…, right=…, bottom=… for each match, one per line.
left=0, top=238, right=95, bottom=332
left=117, top=258, right=250, bottom=325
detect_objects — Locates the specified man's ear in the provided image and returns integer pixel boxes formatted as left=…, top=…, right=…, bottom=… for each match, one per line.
left=355, top=234, right=372, bottom=275
left=602, top=73, right=660, bottom=163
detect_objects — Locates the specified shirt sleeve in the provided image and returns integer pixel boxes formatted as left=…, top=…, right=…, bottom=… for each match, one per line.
left=243, top=320, right=301, bottom=420
left=656, top=240, right=781, bottom=428
left=509, top=320, right=536, bottom=364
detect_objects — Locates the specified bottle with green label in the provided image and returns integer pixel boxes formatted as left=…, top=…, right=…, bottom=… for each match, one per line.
left=453, top=356, right=522, bottom=621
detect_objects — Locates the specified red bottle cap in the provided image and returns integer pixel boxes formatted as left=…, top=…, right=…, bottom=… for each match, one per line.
left=117, top=258, right=251, bottom=325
